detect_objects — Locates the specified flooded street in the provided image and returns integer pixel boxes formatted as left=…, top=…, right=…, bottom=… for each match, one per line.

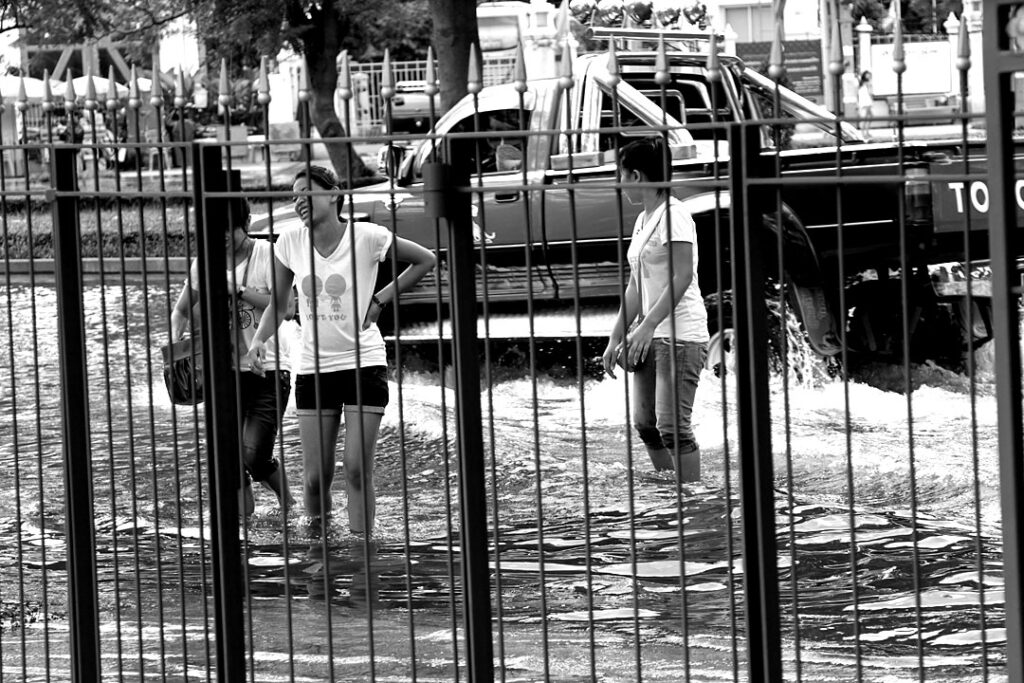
left=0, top=283, right=1007, bottom=681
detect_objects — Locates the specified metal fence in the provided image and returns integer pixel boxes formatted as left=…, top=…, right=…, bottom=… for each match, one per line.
left=0, top=12, right=1021, bottom=683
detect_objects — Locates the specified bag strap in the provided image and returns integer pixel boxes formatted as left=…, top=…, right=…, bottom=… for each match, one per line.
left=635, top=201, right=667, bottom=313
left=240, top=241, right=254, bottom=288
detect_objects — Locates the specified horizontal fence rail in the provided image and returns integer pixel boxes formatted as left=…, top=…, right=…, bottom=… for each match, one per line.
left=0, top=25, right=1017, bottom=683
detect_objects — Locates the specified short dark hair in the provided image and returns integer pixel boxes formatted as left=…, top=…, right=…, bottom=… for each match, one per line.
left=294, top=165, right=339, bottom=190
left=619, top=137, right=671, bottom=186
left=227, top=198, right=251, bottom=233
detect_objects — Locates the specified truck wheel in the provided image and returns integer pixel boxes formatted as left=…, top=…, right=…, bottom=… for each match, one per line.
left=705, top=295, right=734, bottom=378
left=706, top=328, right=736, bottom=378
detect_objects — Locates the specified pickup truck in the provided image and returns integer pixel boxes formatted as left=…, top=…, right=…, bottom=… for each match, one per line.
left=353, top=38, right=998, bottom=370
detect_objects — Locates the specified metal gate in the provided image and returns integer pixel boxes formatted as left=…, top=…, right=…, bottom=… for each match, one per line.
left=1, top=8, right=1022, bottom=682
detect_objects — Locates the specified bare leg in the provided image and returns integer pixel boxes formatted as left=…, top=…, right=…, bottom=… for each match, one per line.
left=298, top=411, right=342, bottom=518
left=343, top=408, right=384, bottom=534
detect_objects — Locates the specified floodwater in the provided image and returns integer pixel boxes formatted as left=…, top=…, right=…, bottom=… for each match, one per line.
left=0, top=282, right=1008, bottom=682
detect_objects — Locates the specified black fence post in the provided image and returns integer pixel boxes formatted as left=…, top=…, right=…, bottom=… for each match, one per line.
left=729, top=123, right=782, bottom=681
left=192, top=142, right=246, bottom=680
left=51, top=145, right=101, bottom=682
left=982, top=4, right=1024, bottom=681
left=423, top=161, right=494, bottom=682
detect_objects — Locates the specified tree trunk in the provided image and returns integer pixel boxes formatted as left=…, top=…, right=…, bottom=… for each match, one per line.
left=306, top=49, right=373, bottom=186
left=297, top=3, right=373, bottom=187
left=429, top=0, right=479, bottom=113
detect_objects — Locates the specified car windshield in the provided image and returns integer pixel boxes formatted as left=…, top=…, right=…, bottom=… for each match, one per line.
left=742, top=67, right=863, bottom=146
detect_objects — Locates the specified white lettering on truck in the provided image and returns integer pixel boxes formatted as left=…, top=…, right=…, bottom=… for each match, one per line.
left=947, top=179, right=1024, bottom=213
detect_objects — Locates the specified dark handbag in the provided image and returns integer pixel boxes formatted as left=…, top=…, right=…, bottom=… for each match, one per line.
left=161, top=337, right=204, bottom=405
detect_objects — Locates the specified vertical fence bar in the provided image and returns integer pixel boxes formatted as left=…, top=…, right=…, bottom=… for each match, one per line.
left=423, top=160, right=494, bottom=682
left=729, top=123, right=782, bottom=682
left=193, top=142, right=246, bottom=681
left=51, top=145, right=101, bottom=681
left=982, top=3, right=1024, bottom=681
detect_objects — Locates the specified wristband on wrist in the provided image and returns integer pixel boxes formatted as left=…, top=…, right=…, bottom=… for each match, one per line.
left=371, top=294, right=385, bottom=308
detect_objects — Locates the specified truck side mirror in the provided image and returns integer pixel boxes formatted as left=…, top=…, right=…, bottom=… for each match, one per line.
left=378, top=144, right=407, bottom=180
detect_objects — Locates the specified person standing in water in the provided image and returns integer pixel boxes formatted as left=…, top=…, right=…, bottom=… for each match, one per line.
left=246, top=165, right=435, bottom=533
left=602, top=137, right=709, bottom=482
left=170, top=199, right=295, bottom=515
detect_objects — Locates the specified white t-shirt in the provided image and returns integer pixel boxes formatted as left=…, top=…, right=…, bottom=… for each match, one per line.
left=858, top=83, right=873, bottom=110
left=274, top=221, right=394, bottom=374
left=187, top=239, right=293, bottom=372
left=626, top=197, right=709, bottom=343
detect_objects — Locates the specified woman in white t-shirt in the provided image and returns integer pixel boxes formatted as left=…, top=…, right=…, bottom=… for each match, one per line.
left=247, top=166, right=436, bottom=533
left=170, top=200, right=296, bottom=515
left=602, top=138, right=709, bottom=482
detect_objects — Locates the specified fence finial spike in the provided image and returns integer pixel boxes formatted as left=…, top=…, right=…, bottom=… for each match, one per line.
left=257, top=55, right=272, bottom=106
left=338, top=50, right=352, bottom=100
left=606, top=39, right=620, bottom=88
left=766, top=25, right=783, bottom=81
left=218, top=57, right=232, bottom=107
left=149, top=62, right=164, bottom=108
left=381, top=48, right=395, bottom=100
left=128, top=64, right=141, bottom=109
left=174, top=65, right=187, bottom=108
left=84, top=69, right=97, bottom=110
left=558, top=40, right=574, bottom=90
left=467, top=42, right=482, bottom=94
left=298, top=57, right=311, bottom=102
left=513, top=41, right=528, bottom=93
left=424, top=46, right=438, bottom=97
left=892, top=7, right=906, bottom=74
left=956, top=13, right=971, bottom=72
left=708, top=29, right=723, bottom=82
left=654, top=34, right=670, bottom=85
left=63, top=68, right=77, bottom=110
left=42, top=69, right=53, bottom=112
left=827, top=20, right=843, bottom=76
left=16, top=74, right=28, bottom=112
left=106, top=65, right=119, bottom=111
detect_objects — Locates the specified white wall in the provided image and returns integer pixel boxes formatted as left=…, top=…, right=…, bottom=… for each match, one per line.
left=0, top=27, right=20, bottom=72
left=708, top=0, right=821, bottom=42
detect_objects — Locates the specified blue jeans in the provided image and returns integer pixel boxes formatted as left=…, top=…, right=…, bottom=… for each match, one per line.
left=632, top=339, right=707, bottom=456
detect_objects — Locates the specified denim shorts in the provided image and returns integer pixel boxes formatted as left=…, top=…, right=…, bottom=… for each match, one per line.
left=294, top=366, right=389, bottom=415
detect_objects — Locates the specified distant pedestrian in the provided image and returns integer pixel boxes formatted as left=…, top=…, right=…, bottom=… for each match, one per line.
left=246, top=165, right=436, bottom=534
left=602, top=137, right=708, bottom=482
left=858, top=71, right=874, bottom=137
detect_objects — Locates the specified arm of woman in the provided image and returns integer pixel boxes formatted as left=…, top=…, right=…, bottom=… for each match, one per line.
left=602, top=274, right=641, bottom=378
left=246, top=256, right=295, bottom=373
left=362, top=236, right=437, bottom=329
left=170, top=283, right=199, bottom=342
left=626, top=241, right=694, bottom=368
left=238, top=287, right=271, bottom=311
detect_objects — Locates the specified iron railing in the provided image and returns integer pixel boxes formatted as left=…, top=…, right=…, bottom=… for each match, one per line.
left=0, top=14, right=1018, bottom=683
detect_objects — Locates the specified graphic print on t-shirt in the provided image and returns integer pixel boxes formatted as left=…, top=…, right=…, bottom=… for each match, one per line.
left=301, top=274, right=323, bottom=311
left=323, top=274, right=347, bottom=312
left=236, top=299, right=255, bottom=330
left=300, top=273, right=349, bottom=321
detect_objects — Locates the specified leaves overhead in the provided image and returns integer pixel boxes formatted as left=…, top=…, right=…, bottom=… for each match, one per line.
left=1, top=0, right=192, bottom=45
